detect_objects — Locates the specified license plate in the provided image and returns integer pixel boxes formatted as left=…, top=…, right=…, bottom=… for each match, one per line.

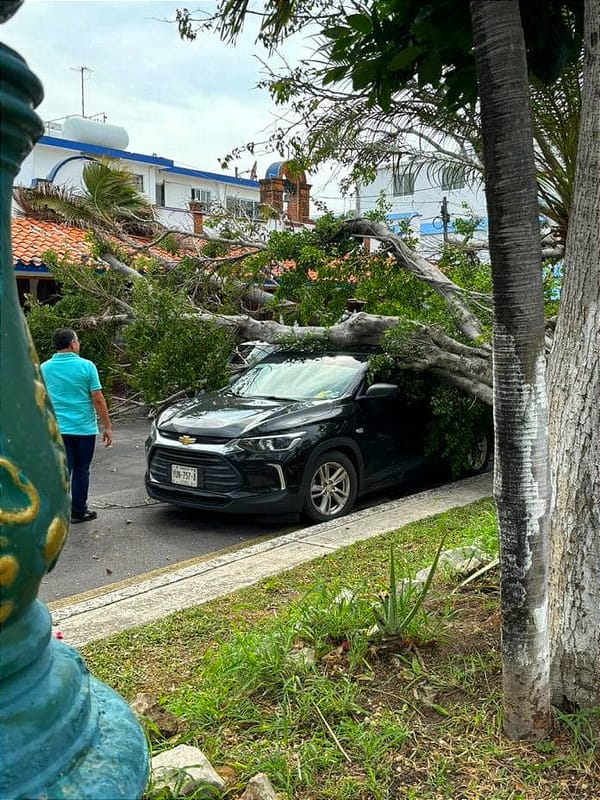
left=171, top=464, right=198, bottom=487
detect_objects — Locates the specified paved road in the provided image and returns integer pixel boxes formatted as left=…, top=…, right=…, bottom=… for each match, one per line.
left=40, top=418, right=298, bottom=603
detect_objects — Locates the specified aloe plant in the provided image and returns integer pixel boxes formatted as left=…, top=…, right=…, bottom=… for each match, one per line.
left=372, top=538, right=447, bottom=641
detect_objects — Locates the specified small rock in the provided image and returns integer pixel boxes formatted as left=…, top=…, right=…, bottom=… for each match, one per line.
left=333, top=588, right=355, bottom=605
left=409, top=547, right=490, bottom=587
left=438, top=546, right=489, bottom=577
left=240, top=772, right=278, bottom=800
left=289, top=646, right=316, bottom=666
left=130, top=692, right=182, bottom=738
left=151, top=744, right=225, bottom=797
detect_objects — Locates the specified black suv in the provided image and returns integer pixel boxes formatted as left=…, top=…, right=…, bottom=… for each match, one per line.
left=145, top=351, right=490, bottom=521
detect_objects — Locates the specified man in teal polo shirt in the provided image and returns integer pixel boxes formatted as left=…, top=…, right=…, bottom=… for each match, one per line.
left=41, top=328, right=113, bottom=523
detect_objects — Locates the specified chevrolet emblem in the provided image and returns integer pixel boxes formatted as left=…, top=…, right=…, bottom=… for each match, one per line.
left=178, top=435, right=196, bottom=445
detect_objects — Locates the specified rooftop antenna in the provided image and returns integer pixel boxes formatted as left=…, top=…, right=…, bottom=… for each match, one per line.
left=235, top=160, right=259, bottom=180
left=70, top=65, right=92, bottom=117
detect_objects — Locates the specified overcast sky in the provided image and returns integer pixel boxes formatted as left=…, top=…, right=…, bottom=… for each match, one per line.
left=2, top=0, right=350, bottom=210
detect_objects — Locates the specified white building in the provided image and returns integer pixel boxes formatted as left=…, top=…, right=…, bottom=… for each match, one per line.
left=357, top=162, right=489, bottom=258
left=12, top=117, right=316, bottom=304
left=16, top=116, right=263, bottom=234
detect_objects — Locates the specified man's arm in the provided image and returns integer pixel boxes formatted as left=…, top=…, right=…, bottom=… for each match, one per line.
left=91, top=389, right=113, bottom=446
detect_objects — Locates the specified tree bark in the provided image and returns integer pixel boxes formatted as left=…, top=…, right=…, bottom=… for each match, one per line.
left=471, top=0, right=551, bottom=739
left=548, top=0, right=600, bottom=711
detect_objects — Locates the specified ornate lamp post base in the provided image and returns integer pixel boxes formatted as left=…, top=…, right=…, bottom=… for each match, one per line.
left=0, top=21, right=148, bottom=800
left=1, top=603, right=148, bottom=800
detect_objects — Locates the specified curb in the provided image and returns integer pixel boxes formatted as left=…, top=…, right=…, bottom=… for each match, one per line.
left=51, top=473, right=493, bottom=647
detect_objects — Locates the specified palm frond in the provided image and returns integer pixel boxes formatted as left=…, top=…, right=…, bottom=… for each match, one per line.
left=82, top=158, right=150, bottom=213
left=530, top=58, right=582, bottom=242
left=13, top=183, right=97, bottom=227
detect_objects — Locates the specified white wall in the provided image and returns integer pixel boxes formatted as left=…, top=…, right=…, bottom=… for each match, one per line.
left=358, top=162, right=488, bottom=256
left=14, top=133, right=261, bottom=234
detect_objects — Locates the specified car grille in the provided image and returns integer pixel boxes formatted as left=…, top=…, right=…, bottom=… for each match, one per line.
left=158, top=429, right=227, bottom=445
left=150, top=447, right=241, bottom=492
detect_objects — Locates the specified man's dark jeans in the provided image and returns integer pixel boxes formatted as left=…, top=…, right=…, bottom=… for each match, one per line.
left=62, top=434, right=96, bottom=516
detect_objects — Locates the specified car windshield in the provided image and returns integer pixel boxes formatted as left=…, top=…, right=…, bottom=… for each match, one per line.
left=230, top=355, right=366, bottom=400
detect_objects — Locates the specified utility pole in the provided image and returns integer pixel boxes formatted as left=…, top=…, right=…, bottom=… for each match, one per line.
left=70, top=65, right=92, bottom=117
left=440, top=195, right=450, bottom=242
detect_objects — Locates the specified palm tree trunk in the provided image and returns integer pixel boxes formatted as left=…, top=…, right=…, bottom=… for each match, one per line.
left=548, top=0, right=600, bottom=711
left=470, top=0, right=551, bottom=739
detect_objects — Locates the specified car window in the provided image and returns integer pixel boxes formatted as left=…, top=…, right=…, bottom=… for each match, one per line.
left=231, top=355, right=366, bottom=400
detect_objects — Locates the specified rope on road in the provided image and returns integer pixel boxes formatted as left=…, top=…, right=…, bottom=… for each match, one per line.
left=90, top=499, right=161, bottom=509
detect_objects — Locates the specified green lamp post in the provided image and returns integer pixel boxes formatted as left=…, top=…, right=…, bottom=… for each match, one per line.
left=0, top=5, right=148, bottom=798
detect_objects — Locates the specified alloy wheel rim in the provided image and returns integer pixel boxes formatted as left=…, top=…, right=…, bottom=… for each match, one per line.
left=468, top=437, right=488, bottom=470
left=310, top=461, right=351, bottom=516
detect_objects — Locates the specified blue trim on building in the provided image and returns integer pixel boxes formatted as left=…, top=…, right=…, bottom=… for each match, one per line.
left=46, top=154, right=95, bottom=182
left=387, top=212, right=420, bottom=221
left=14, top=260, right=51, bottom=274
left=419, top=221, right=445, bottom=235
left=161, top=165, right=259, bottom=188
left=39, top=135, right=174, bottom=167
left=39, top=135, right=259, bottom=189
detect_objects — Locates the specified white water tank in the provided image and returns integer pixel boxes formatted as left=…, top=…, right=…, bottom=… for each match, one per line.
left=61, top=117, right=129, bottom=150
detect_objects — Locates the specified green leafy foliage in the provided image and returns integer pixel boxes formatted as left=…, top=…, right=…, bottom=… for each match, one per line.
left=25, top=255, right=125, bottom=394
left=542, top=260, right=562, bottom=316
left=269, top=211, right=491, bottom=342
left=426, top=381, right=492, bottom=477
left=81, top=158, right=151, bottom=215
left=123, top=280, right=235, bottom=405
left=15, top=158, right=154, bottom=236
left=199, top=239, right=229, bottom=258
left=366, top=355, right=492, bottom=477
left=213, top=0, right=582, bottom=112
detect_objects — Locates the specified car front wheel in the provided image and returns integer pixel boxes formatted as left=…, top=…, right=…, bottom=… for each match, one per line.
left=303, top=450, right=358, bottom=523
left=466, top=431, right=493, bottom=475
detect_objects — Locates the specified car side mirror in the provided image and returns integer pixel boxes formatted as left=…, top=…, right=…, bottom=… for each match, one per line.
left=357, top=383, right=399, bottom=400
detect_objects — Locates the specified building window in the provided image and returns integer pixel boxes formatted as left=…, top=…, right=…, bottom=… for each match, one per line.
left=392, top=171, right=415, bottom=196
left=191, top=188, right=212, bottom=210
left=155, top=182, right=165, bottom=207
left=131, top=173, right=144, bottom=192
left=226, top=197, right=261, bottom=219
left=440, top=167, right=465, bottom=191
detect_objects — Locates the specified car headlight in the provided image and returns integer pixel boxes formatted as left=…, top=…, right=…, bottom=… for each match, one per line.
left=232, top=432, right=306, bottom=453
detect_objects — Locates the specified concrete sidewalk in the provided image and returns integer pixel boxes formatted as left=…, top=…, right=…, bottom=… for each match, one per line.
left=49, top=473, right=493, bottom=647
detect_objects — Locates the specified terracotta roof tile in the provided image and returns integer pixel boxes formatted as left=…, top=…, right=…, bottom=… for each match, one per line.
left=11, top=217, right=98, bottom=266
left=10, top=217, right=302, bottom=286
left=10, top=216, right=178, bottom=270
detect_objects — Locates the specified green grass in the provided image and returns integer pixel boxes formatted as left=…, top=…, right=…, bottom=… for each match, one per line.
left=81, top=499, right=599, bottom=799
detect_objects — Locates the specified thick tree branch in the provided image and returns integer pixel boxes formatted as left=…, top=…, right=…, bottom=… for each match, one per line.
left=81, top=308, right=492, bottom=403
left=343, top=218, right=485, bottom=340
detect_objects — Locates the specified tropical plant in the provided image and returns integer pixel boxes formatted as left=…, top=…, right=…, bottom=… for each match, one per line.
left=14, top=157, right=155, bottom=236
left=371, top=541, right=446, bottom=644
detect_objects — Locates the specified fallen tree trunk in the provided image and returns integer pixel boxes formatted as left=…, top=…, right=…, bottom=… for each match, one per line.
left=88, top=308, right=494, bottom=403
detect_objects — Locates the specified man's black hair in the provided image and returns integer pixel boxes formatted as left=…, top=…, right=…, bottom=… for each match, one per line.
left=53, top=328, right=77, bottom=350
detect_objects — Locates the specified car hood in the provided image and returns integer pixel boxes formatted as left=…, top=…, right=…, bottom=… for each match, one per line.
left=157, top=391, right=348, bottom=439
